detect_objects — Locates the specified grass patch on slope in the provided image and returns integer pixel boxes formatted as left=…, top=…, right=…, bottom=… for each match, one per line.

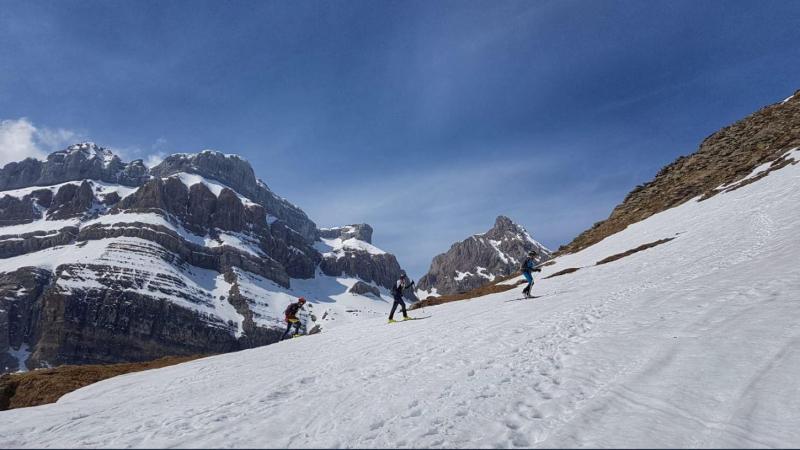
left=0, top=355, right=206, bottom=411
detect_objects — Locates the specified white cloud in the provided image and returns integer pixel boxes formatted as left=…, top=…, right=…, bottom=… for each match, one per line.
left=0, top=118, right=83, bottom=166
left=144, top=152, right=166, bottom=167
left=114, top=138, right=168, bottom=166
left=0, top=118, right=47, bottom=165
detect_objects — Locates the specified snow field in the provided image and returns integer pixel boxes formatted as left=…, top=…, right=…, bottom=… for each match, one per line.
left=1, top=156, right=799, bottom=447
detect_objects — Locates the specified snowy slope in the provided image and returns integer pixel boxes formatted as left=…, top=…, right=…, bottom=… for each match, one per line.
left=2, top=152, right=799, bottom=447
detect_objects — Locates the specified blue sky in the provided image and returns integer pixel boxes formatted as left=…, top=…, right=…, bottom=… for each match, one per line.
left=1, top=0, right=799, bottom=277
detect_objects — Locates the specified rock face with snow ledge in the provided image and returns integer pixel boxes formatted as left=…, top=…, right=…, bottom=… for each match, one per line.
left=0, top=146, right=405, bottom=374
left=317, top=224, right=412, bottom=299
left=417, top=215, right=550, bottom=297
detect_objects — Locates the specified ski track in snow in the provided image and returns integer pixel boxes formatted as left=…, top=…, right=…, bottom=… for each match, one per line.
left=2, top=160, right=800, bottom=448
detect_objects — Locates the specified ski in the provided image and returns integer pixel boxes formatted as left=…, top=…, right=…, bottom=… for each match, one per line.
left=505, top=293, right=553, bottom=302
left=505, top=296, right=541, bottom=302
left=389, top=316, right=431, bottom=323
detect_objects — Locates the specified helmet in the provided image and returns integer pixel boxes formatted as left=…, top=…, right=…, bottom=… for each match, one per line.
left=400, top=271, right=407, bottom=278
left=297, top=297, right=306, bottom=304
left=528, top=250, right=537, bottom=257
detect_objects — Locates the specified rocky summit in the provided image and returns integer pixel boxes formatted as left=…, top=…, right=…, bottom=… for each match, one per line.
left=0, top=144, right=406, bottom=374
left=417, top=215, right=550, bottom=297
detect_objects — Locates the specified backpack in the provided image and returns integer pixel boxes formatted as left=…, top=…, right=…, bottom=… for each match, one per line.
left=285, top=302, right=300, bottom=317
left=520, top=257, right=532, bottom=272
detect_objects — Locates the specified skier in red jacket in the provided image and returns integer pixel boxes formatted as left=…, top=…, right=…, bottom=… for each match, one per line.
left=281, top=297, right=306, bottom=340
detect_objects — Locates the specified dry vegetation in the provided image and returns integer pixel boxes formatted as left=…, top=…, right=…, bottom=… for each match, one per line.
left=410, top=273, right=526, bottom=310
left=595, top=238, right=675, bottom=265
left=543, top=267, right=581, bottom=279
left=559, top=90, right=800, bottom=255
left=0, top=355, right=205, bottom=411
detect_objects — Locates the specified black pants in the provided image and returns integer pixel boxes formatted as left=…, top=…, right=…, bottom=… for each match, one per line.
left=389, top=297, right=408, bottom=320
left=281, top=320, right=301, bottom=340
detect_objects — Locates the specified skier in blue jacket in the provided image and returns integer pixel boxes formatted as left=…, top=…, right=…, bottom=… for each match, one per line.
left=520, top=250, right=542, bottom=298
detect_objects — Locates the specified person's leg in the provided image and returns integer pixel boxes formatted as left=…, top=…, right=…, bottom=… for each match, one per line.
left=294, top=321, right=302, bottom=336
left=281, top=321, right=293, bottom=340
left=400, top=299, right=408, bottom=318
left=522, top=272, right=533, bottom=295
left=389, top=299, right=399, bottom=320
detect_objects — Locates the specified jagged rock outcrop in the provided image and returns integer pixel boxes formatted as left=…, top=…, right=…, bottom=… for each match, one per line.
left=560, top=89, right=800, bottom=254
left=417, top=215, right=550, bottom=296
left=0, top=189, right=53, bottom=227
left=47, top=181, right=96, bottom=220
left=0, top=143, right=149, bottom=190
left=150, top=151, right=318, bottom=242
left=348, top=281, right=381, bottom=298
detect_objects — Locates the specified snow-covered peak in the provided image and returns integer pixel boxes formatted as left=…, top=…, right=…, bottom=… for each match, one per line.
left=315, top=236, right=387, bottom=258
left=319, top=224, right=373, bottom=244
left=60, top=142, right=115, bottom=162
left=197, top=149, right=247, bottom=162
left=418, top=215, right=550, bottom=296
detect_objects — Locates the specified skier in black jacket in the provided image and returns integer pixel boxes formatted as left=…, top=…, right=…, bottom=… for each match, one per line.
left=281, top=297, right=306, bottom=340
left=389, top=272, right=414, bottom=323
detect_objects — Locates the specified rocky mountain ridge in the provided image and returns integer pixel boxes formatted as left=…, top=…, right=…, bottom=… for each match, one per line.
left=560, top=89, right=800, bottom=254
left=0, top=144, right=406, bottom=373
left=417, top=215, right=550, bottom=297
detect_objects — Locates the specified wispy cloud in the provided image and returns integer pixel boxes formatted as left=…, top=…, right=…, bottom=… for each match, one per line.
left=144, top=152, right=166, bottom=167
left=143, top=138, right=168, bottom=167
left=0, top=118, right=83, bottom=166
left=109, top=137, right=170, bottom=166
